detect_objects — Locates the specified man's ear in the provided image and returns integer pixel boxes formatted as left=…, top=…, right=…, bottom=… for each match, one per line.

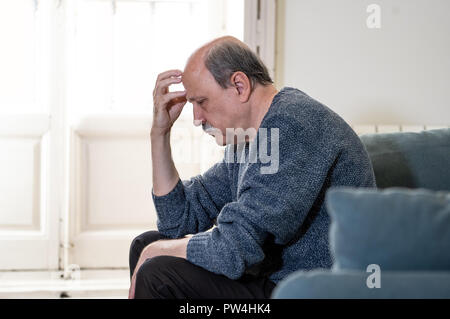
left=230, top=71, right=251, bottom=102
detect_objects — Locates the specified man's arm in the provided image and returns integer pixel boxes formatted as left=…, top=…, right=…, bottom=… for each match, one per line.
left=150, top=70, right=232, bottom=239
left=150, top=130, right=179, bottom=196
left=151, top=69, right=187, bottom=196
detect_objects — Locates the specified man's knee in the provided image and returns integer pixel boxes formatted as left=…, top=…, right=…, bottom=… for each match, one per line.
left=129, top=231, right=162, bottom=257
left=129, top=230, right=165, bottom=278
left=134, top=256, right=187, bottom=299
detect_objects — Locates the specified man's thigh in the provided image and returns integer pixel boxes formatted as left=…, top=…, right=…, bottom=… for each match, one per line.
left=134, top=255, right=276, bottom=299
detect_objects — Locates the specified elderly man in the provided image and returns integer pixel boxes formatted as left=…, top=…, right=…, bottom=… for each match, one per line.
left=128, top=36, right=376, bottom=299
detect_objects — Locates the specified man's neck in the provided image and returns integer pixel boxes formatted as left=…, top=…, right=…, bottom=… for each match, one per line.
left=248, top=85, right=279, bottom=132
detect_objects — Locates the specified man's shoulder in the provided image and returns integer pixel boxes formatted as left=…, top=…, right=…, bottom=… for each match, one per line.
left=261, top=87, right=362, bottom=150
left=263, top=87, right=347, bottom=132
left=268, top=87, right=309, bottom=116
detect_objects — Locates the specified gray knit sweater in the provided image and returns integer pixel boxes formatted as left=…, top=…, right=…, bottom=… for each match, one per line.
left=152, top=87, right=376, bottom=284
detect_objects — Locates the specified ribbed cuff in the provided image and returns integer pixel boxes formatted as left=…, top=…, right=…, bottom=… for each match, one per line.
left=152, top=179, right=185, bottom=228
left=186, top=231, right=211, bottom=267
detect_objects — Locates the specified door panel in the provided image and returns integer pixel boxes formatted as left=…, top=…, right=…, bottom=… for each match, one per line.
left=68, top=116, right=223, bottom=268
left=0, top=115, right=57, bottom=270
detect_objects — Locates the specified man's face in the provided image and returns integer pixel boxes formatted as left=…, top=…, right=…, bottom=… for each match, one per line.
left=182, top=66, right=243, bottom=146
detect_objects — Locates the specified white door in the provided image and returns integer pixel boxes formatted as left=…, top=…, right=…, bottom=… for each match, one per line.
left=0, top=0, right=60, bottom=270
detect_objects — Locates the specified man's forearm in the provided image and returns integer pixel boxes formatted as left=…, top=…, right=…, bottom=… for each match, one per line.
left=151, top=129, right=180, bottom=196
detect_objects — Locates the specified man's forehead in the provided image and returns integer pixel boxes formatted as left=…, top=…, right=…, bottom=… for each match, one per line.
left=182, top=69, right=210, bottom=102
left=182, top=64, right=205, bottom=83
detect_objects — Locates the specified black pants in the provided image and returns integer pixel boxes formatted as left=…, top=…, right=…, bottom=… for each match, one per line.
left=129, top=230, right=276, bottom=299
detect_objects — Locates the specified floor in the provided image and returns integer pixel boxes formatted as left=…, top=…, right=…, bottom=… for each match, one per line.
left=0, top=269, right=129, bottom=299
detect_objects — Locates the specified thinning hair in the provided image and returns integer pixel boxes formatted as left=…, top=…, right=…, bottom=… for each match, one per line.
left=204, top=40, right=273, bottom=89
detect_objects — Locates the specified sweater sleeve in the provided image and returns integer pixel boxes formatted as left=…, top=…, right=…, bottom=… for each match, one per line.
left=186, top=115, right=341, bottom=280
left=152, top=155, right=232, bottom=239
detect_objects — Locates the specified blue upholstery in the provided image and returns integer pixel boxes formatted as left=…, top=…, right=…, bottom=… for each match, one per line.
left=272, top=270, right=450, bottom=299
left=360, top=128, right=450, bottom=191
left=326, top=187, right=450, bottom=271
left=272, top=128, right=450, bottom=299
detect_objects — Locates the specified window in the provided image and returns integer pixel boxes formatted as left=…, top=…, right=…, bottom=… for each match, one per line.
left=66, top=0, right=244, bottom=120
left=0, top=0, right=50, bottom=114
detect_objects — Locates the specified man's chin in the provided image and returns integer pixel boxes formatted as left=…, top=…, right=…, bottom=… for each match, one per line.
left=204, top=129, right=226, bottom=146
left=211, top=133, right=227, bottom=146
left=204, top=132, right=226, bottom=146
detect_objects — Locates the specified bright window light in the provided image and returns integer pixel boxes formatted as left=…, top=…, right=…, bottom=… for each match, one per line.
left=65, top=0, right=244, bottom=120
left=0, top=0, right=39, bottom=112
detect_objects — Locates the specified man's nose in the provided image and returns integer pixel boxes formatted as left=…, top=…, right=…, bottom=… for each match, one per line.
left=193, top=105, right=205, bottom=127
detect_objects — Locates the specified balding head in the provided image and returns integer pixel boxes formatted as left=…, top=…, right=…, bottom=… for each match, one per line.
left=184, top=36, right=273, bottom=90
left=181, top=36, right=277, bottom=146
left=185, top=36, right=240, bottom=69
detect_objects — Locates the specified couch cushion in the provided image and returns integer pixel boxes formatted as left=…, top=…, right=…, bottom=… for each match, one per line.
left=271, top=270, right=450, bottom=299
left=326, top=187, right=450, bottom=271
left=359, top=128, right=450, bottom=191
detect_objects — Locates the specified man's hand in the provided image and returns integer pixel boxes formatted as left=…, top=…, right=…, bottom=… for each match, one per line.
left=128, top=235, right=193, bottom=299
left=152, top=69, right=187, bottom=137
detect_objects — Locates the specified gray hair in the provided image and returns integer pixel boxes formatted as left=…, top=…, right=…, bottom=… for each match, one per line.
left=204, top=40, right=273, bottom=89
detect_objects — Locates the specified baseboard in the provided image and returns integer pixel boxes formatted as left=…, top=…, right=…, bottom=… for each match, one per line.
left=0, top=269, right=129, bottom=299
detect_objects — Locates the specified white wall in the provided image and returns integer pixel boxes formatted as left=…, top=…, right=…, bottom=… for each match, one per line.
left=277, top=0, right=450, bottom=125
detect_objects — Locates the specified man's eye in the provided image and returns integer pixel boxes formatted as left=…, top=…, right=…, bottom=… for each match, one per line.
left=198, top=100, right=205, bottom=105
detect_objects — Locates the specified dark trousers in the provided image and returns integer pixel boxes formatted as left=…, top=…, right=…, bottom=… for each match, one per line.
left=129, top=230, right=276, bottom=299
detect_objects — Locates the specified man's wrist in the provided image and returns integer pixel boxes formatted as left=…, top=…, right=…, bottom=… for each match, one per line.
left=151, top=127, right=171, bottom=139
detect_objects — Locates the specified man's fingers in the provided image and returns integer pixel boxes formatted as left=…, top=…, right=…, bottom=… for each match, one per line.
left=154, top=76, right=183, bottom=97
left=168, top=95, right=187, bottom=107
left=159, top=91, right=187, bottom=108
left=168, top=101, right=187, bottom=120
left=156, top=69, right=182, bottom=83
left=129, top=276, right=136, bottom=299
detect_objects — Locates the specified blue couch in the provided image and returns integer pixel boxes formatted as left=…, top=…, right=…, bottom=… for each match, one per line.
left=272, top=128, right=450, bottom=299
